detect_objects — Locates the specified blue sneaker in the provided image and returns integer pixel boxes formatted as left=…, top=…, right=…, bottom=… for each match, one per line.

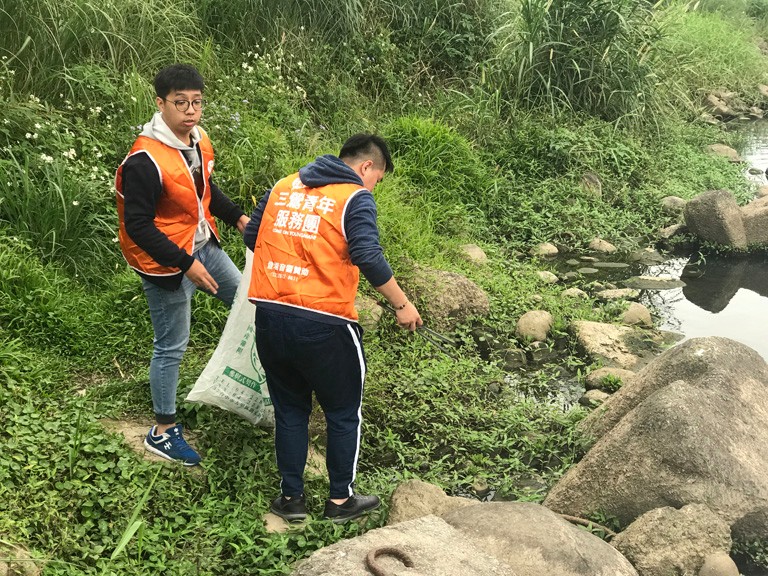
left=143, top=424, right=201, bottom=466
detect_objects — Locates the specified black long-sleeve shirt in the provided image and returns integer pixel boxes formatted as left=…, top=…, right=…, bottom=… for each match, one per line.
left=121, top=151, right=245, bottom=290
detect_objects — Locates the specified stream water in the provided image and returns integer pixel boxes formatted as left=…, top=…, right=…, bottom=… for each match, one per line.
left=559, top=120, right=768, bottom=576
left=636, top=251, right=768, bottom=360
left=605, top=119, right=768, bottom=362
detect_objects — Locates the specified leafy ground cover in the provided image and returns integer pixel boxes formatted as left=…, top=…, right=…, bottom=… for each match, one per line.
left=2, top=0, right=768, bottom=573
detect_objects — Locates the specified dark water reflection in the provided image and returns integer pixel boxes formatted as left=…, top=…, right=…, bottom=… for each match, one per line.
left=554, top=250, right=768, bottom=361
left=638, top=253, right=768, bottom=361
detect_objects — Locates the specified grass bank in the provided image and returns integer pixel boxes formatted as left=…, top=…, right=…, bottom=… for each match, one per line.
left=1, top=0, right=767, bottom=573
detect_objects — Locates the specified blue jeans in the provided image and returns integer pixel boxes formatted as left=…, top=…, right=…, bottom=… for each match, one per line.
left=255, top=306, right=366, bottom=499
left=141, top=242, right=241, bottom=423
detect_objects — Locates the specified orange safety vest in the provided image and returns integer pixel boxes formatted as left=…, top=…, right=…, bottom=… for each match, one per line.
left=115, top=131, right=219, bottom=276
left=249, top=173, right=365, bottom=321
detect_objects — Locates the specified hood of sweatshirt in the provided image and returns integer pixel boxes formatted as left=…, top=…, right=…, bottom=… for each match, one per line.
left=299, top=154, right=364, bottom=189
left=140, top=111, right=201, bottom=151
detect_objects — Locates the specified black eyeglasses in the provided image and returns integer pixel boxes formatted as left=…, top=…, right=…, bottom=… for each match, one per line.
left=163, top=98, right=205, bottom=112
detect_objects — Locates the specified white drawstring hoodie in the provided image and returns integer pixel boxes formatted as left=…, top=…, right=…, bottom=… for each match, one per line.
left=140, top=112, right=211, bottom=249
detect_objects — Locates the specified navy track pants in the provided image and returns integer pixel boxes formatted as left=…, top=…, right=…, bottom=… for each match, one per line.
left=254, top=306, right=366, bottom=499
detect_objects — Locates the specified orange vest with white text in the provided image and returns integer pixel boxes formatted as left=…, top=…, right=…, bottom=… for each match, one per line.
left=115, top=131, right=219, bottom=276
left=249, top=173, right=364, bottom=321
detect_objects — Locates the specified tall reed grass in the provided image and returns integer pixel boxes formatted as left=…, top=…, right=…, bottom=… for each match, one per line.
left=378, top=0, right=501, bottom=79
left=493, top=0, right=665, bottom=123
left=196, top=0, right=364, bottom=49
left=0, top=0, right=204, bottom=97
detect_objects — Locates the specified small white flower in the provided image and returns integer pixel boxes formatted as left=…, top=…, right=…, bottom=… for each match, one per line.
left=39, top=153, right=54, bottom=163
left=72, top=200, right=80, bottom=206
left=62, top=148, right=77, bottom=159
left=130, top=96, right=137, bottom=102
left=34, top=123, right=41, bottom=129
left=25, top=132, right=32, bottom=139
left=112, top=237, right=119, bottom=243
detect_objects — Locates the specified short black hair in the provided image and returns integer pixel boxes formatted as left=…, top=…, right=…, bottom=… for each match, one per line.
left=339, top=133, right=394, bottom=173
left=153, top=64, right=205, bottom=99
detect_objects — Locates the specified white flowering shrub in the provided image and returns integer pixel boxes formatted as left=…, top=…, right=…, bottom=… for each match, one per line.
left=0, top=66, right=118, bottom=272
left=201, top=49, right=310, bottom=203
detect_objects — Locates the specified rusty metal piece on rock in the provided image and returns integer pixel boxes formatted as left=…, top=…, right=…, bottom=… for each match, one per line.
left=365, top=545, right=415, bottom=576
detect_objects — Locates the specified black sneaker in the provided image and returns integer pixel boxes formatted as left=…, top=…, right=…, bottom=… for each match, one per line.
left=270, top=495, right=308, bottom=522
left=323, top=494, right=380, bottom=523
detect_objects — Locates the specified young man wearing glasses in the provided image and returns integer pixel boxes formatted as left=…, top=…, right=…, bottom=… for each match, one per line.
left=116, top=63, right=249, bottom=465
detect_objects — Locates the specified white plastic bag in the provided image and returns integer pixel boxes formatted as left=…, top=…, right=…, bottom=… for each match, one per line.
left=185, top=249, right=274, bottom=427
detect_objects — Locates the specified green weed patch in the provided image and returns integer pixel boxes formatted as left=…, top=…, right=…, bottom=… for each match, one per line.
left=1, top=0, right=767, bottom=571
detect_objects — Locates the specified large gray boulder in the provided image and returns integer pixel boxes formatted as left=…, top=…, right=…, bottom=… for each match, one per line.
left=516, top=310, right=554, bottom=342
left=571, top=321, right=671, bottom=370
left=683, top=190, right=747, bottom=248
left=741, top=195, right=768, bottom=245
left=388, top=479, right=476, bottom=525
left=611, top=504, right=732, bottom=576
left=577, top=336, right=762, bottom=440
left=408, top=265, right=490, bottom=330
left=544, top=337, right=768, bottom=539
left=292, top=515, right=515, bottom=576
left=442, top=502, right=638, bottom=576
